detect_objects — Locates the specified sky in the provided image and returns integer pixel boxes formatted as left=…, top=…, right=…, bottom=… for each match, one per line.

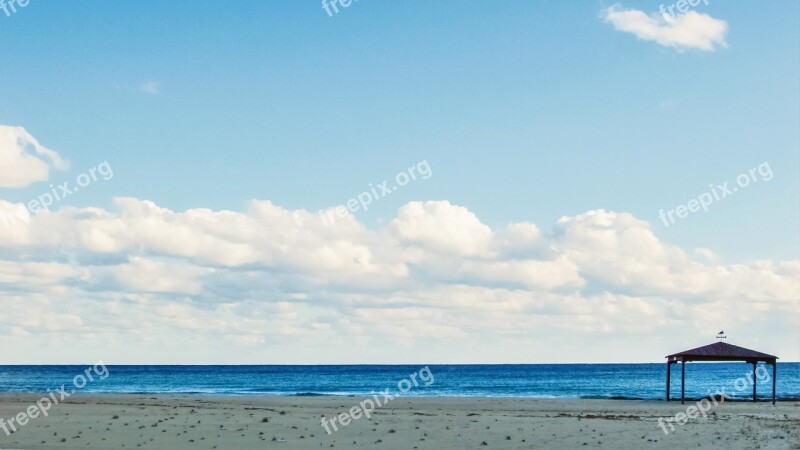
left=0, top=1, right=798, bottom=364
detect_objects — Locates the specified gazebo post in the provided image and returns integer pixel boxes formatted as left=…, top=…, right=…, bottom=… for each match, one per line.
left=772, top=362, right=776, bottom=405
left=680, top=357, right=685, bottom=405
left=752, top=362, right=757, bottom=402
left=666, top=360, right=671, bottom=401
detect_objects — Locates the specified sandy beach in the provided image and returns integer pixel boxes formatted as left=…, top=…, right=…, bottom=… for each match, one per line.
left=0, top=394, right=797, bottom=449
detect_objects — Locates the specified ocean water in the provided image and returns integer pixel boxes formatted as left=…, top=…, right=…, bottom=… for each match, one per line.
left=0, top=363, right=797, bottom=400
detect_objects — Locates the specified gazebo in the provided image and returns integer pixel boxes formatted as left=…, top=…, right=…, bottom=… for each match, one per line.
left=665, top=342, right=778, bottom=405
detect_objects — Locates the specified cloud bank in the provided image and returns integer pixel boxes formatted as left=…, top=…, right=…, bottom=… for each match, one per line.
left=0, top=197, right=797, bottom=363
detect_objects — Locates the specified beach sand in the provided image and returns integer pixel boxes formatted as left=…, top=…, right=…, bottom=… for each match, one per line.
left=0, top=394, right=797, bottom=449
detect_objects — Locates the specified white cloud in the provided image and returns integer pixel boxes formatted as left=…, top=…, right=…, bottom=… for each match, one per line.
left=391, top=201, right=493, bottom=257
left=140, top=81, right=160, bottom=95
left=0, top=125, right=69, bottom=188
left=602, top=4, right=728, bottom=51
left=110, top=257, right=213, bottom=295
left=0, top=197, right=797, bottom=363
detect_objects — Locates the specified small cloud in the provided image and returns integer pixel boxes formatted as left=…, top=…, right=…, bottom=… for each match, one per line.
left=601, top=4, right=728, bottom=51
left=0, top=125, right=69, bottom=188
left=139, top=81, right=160, bottom=95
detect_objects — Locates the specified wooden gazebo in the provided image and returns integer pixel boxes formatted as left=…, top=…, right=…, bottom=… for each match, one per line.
left=665, top=342, right=778, bottom=405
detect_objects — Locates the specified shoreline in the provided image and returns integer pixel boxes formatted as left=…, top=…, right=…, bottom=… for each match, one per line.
left=3, top=392, right=800, bottom=401
left=1, top=394, right=798, bottom=449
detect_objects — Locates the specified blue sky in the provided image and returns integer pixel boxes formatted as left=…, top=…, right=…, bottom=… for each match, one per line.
left=0, top=1, right=798, bottom=363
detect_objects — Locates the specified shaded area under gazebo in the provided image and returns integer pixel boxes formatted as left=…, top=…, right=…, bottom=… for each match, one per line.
left=665, top=342, right=778, bottom=405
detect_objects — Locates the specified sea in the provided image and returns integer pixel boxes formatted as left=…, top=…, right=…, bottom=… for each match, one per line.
left=0, top=363, right=797, bottom=400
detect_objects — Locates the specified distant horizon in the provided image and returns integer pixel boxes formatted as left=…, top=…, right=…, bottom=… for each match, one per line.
left=2, top=362, right=799, bottom=366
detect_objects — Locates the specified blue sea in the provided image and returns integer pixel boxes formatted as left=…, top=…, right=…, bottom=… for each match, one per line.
left=0, top=364, right=797, bottom=400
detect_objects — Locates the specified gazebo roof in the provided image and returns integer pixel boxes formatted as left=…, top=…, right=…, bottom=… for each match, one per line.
left=666, top=342, right=778, bottom=363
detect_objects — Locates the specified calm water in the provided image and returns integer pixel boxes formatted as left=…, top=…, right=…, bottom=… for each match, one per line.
left=0, top=364, right=797, bottom=400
